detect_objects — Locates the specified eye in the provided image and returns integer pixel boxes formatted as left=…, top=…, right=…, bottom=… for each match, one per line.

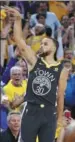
left=44, top=42, right=48, bottom=46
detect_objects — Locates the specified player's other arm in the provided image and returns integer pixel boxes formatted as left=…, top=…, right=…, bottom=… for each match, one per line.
left=57, top=67, right=69, bottom=124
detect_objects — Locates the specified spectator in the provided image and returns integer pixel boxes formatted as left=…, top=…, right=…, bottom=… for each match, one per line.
left=64, top=49, right=75, bottom=71
left=30, top=2, right=64, bottom=60
left=61, top=15, right=69, bottom=28
left=26, top=24, right=46, bottom=53
left=67, top=1, right=75, bottom=17
left=64, top=48, right=73, bottom=60
left=62, top=14, right=75, bottom=50
left=27, top=25, right=53, bottom=54
left=68, top=23, right=75, bottom=51
left=3, top=66, right=27, bottom=112
left=64, top=59, right=75, bottom=108
left=36, top=12, right=46, bottom=25
left=64, top=72, right=75, bottom=108
left=0, top=112, right=21, bottom=142
left=61, top=15, right=69, bottom=48
left=1, top=45, right=22, bottom=86
left=30, top=2, right=61, bottom=37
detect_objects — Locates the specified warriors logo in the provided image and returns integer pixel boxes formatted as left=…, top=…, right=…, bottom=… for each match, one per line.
left=32, top=76, right=51, bottom=96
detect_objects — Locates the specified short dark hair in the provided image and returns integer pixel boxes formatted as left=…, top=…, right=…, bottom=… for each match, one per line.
left=36, top=13, right=46, bottom=20
left=45, top=26, right=52, bottom=38
left=50, top=37, right=59, bottom=49
left=49, top=38, right=59, bottom=61
left=35, top=1, right=47, bottom=8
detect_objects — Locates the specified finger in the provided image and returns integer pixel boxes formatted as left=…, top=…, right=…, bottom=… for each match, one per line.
left=5, top=9, right=15, bottom=16
left=9, top=17, right=16, bottom=22
left=5, top=6, right=18, bottom=13
left=5, top=6, right=22, bottom=18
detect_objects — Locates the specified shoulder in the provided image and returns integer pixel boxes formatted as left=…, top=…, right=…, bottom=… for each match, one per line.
left=47, top=11, right=56, bottom=16
left=1, top=129, right=13, bottom=142
left=31, top=14, right=37, bottom=19
left=47, top=11, right=60, bottom=21
left=22, top=80, right=27, bottom=86
left=29, top=57, right=41, bottom=72
left=0, top=129, right=9, bottom=139
left=3, top=80, right=12, bottom=90
left=3, top=85, right=8, bottom=92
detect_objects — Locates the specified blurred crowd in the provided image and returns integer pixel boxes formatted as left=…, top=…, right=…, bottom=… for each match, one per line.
left=0, top=1, right=75, bottom=142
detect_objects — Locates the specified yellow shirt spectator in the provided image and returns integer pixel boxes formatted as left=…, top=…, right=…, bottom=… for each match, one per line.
left=3, top=80, right=27, bottom=112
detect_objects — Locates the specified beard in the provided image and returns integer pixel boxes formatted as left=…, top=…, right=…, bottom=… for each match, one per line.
left=37, top=47, right=51, bottom=57
left=39, top=51, right=50, bottom=57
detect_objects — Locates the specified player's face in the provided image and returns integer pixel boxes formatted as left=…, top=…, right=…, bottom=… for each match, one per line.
left=39, top=38, right=56, bottom=56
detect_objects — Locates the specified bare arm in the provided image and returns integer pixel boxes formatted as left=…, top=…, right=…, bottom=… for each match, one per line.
left=57, top=67, right=69, bottom=123
left=10, top=95, right=24, bottom=109
left=10, top=8, right=37, bottom=67
left=56, top=128, right=65, bottom=142
left=14, top=20, right=37, bottom=66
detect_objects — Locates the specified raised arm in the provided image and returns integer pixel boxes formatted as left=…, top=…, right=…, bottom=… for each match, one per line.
left=6, top=7, right=37, bottom=67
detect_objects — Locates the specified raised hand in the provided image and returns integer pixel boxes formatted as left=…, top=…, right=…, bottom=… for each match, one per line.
left=1, top=95, right=10, bottom=108
left=5, top=6, right=22, bottom=21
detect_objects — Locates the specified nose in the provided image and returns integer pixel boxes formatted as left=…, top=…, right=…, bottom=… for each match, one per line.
left=14, top=120, right=20, bottom=124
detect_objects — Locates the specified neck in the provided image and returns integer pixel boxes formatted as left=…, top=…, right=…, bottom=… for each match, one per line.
left=43, top=54, right=55, bottom=64
left=11, top=80, right=21, bottom=87
left=11, top=129, right=19, bottom=138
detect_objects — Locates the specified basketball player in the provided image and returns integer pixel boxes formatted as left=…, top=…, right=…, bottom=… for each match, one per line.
left=6, top=7, right=69, bottom=142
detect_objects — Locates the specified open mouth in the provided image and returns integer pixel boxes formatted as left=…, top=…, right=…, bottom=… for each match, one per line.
left=15, top=79, right=20, bottom=81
